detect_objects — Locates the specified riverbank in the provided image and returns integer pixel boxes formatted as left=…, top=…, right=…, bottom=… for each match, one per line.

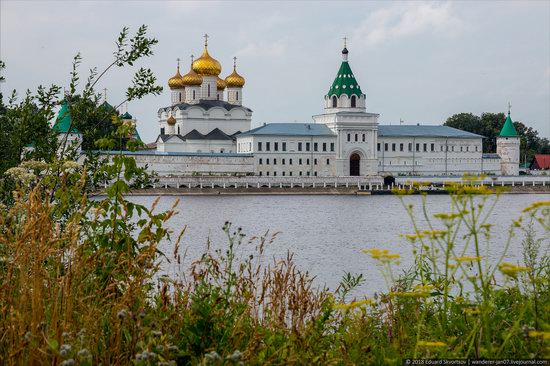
left=126, top=184, right=550, bottom=196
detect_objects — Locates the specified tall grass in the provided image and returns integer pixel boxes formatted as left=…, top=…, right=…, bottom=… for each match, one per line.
left=0, top=168, right=549, bottom=364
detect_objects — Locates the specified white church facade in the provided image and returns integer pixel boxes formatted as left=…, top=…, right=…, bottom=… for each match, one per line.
left=54, top=36, right=520, bottom=177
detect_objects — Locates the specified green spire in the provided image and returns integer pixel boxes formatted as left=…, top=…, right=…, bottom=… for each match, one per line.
left=327, top=48, right=363, bottom=98
left=52, top=99, right=79, bottom=133
left=499, top=111, right=518, bottom=137
left=121, top=111, right=133, bottom=120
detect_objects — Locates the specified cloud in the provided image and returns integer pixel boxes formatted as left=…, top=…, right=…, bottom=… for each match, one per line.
left=352, top=2, right=464, bottom=46
left=236, top=40, right=287, bottom=59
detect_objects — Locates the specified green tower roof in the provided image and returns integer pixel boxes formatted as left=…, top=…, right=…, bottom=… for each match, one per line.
left=121, top=111, right=133, bottom=120
left=499, top=112, right=518, bottom=137
left=327, top=49, right=363, bottom=97
left=52, top=99, right=79, bottom=133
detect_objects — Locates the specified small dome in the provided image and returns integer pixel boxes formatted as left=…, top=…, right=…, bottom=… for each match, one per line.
left=192, top=37, right=221, bottom=76
left=168, top=65, right=185, bottom=89
left=216, top=76, right=226, bottom=90
left=166, top=115, right=176, bottom=125
left=182, top=62, right=203, bottom=86
left=225, top=58, right=245, bottom=87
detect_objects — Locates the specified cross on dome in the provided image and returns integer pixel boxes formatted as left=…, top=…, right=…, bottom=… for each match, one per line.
left=343, top=36, right=347, bottom=48
left=204, top=33, right=209, bottom=47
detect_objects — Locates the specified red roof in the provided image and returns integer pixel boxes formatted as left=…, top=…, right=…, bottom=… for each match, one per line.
left=530, top=154, right=550, bottom=170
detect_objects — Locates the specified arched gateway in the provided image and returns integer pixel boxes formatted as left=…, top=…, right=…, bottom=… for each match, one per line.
left=350, top=153, right=360, bottom=176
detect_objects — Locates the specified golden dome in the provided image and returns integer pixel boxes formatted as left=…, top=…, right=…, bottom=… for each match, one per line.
left=225, top=57, right=245, bottom=87
left=166, top=115, right=176, bottom=125
left=182, top=57, right=203, bottom=86
left=216, top=76, right=226, bottom=90
left=192, top=35, right=222, bottom=76
left=168, top=62, right=185, bottom=89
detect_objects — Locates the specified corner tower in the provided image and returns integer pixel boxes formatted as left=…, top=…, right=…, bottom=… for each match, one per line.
left=313, top=41, right=379, bottom=176
left=496, top=107, right=520, bottom=176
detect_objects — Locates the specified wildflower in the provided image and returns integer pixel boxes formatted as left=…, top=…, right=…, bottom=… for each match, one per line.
left=391, top=284, right=434, bottom=298
left=226, top=350, right=243, bottom=361
left=168, top=345, right=179, bottom=353
left=60, top=344, right=72, bottom=357
left=152, top=330, right=162, bottom=337
left=117, top=309, right=128, bottom=320
left=528, top=331, right=550, bottom=340
left=21, top=160, right=48, bottom=171
left=455, top=256, right=482, bottom=262
left=433, top=212, right=467, bottom=221
left=77, top=348, right=91, bottom=359
left=499, top=262, right=530, bottom=278
left=205, top=351, right=222, bottom=362
left=522, top=201, right=550, bottom=213
left=363, top=248, right=401, bottom=263
left=62, top=160, right=80, bottom=171
left=417, top=341, right=447, bottom=348
left=333, top=299, right=374, bottom=310
left=464, top=307, right=480, bottom=315
left=60, top=360, right=75, bottom=366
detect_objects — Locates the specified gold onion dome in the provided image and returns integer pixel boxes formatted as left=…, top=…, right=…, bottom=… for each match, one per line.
left=216, top=76, right=226, bottom=90
left=166, top=115, right=176, bottom=125
left=225, top=57, right=245, bottom=87
left=192, top=35, right=222, bottom=76
left=182, top=56, right=203, bottom=86
left=168, top=60, right=185, bottom=89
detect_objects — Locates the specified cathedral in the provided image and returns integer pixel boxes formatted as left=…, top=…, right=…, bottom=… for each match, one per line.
left=54, top=36, right=520, bottom=177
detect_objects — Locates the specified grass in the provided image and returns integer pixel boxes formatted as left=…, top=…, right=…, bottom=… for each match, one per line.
left=0, top=166, right=549, bottom=365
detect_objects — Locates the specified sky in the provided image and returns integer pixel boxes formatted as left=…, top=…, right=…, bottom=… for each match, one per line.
left=1, top=0, right=549, bottom=142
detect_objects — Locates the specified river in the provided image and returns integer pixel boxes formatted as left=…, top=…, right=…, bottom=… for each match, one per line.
left=129, top=193, right=549, bottom=296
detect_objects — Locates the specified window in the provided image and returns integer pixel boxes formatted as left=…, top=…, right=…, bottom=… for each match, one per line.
left=408, top=143, right=412, bottom=152
left=323, top=143, right=327, bottom=151
left=314, top=159, right=318, bottom=165
left=274, top=158, right=277, bottom=165
left=441, top=146, right=444, bottom=152
left=306, top=142, right=310, bottom=151
left=330, top=143, right=335, bottom=152
left=423, top=143, right=427, bottom=152
left=299, top=158, right=302, bottom=165
left=332, top=96, right=337, bottom=107
left=258, top=142, right=262, bottom=151
left=179, top=93, right=182, bottom=102
left=392, top=143, right=396, bottom=151
left=416, top=143, right=420, bottom=152
left=192, top=90, right=196, bottom=99
left=259, top=158, right=263, bottom=165
left=326, top=158, right=330, bottom=165
left=431, top=143, right=435, bottom=152
left=377, top=143, right=381, bottom=151
left=355, top=134, right=358, bottom=142
left=460, top=146, right=463, bottom=152
left=266, top=158, right=270, bottom=164
left=282, top=159, right=285, bottom=165
left=362, top=134, right=365, bottom=142
left=314, top=172, right=318, bottom=176
left=266, top=142, right=270, bottom=151
left=307, top=171, right=310, bottom=176
left=282, top=172, right=285, bottom=176
left=236, top=91, right=239, bottom=100
left=266, top=171, right=270, bottom=176
left=289, top=172, right=292, bottom=176
left=282, top=142, right=287, bottom=151
left=452, top=146, right=454, bottom=152
left=299, top=171, right=303, bottom=176
left=259, top=171, right=262, bottom=176
left=307, top=159, right=310, bottom=165
left=160, top=127, right=165, bottom=134
left=351, top=95, right=356, bottom=107
left=289, top=159, right=293, bottom=165
left=384, top=143, right=388, bottom=151
left=314, top=143, right=318, bottom=151
left=399, top=143, right=404, bottom=151
left=298, top=142, right=303, bottom=151
left=207, top=83, right=210, bottom=97
left=347, top=134, right=351, bottom=142
left=274, top=142, right=279, bottom=151
left=475, top=146, right=478, bottom=152
left=274, top=172, right=277, bottom=176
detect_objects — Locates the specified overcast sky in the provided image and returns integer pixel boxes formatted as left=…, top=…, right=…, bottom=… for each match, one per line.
left=1, top=0, right=549, bottom=141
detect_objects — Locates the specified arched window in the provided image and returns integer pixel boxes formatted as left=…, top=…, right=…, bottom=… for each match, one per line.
left=207, top=84, right=210, bottom=97
left=236, top=91, right=239, bottom=100
left=351, top=95, right=356, bottom=108
left=332, top=96, right=337, bottom=108
left=192, top=90, right=196, bottom=100
left=179, top=93, right=182, bottom=102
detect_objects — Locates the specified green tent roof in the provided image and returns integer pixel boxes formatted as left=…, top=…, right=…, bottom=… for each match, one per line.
left=499, top=112, right=518, bottom=137
left=327, top=54, right=363, bottom=98
left=121, top=111, right=133, bottom=120
left=52, top=99, right=79, bottom=133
